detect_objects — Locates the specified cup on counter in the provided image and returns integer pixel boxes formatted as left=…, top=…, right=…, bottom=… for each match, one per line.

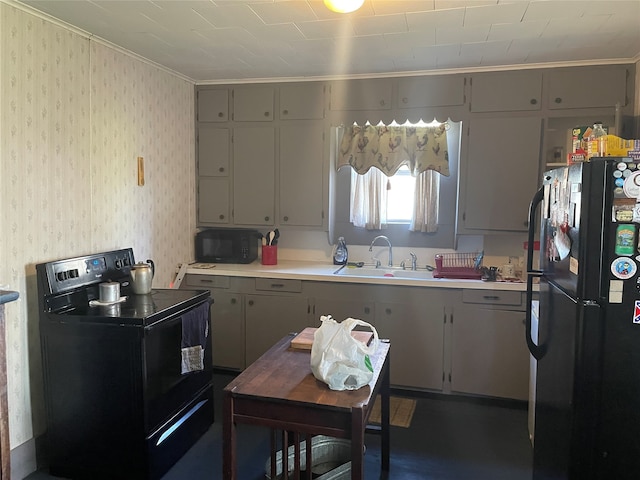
left=498, top=263, right=516, bottom=279
left=262, top=245, right=277, bottom=265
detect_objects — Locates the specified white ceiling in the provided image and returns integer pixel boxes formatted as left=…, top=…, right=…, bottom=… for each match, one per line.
left=15, top=0, right=640, bottom=84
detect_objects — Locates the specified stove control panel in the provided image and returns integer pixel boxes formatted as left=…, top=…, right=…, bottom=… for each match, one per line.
left=38, top=248, right=135, bottom=295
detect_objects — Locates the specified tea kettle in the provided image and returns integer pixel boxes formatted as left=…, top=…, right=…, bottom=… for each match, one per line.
left=130, top=259, right=155, bottom=295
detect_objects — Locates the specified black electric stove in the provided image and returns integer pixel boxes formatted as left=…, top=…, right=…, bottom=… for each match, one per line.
left=36, top=249, right=214, bottom=479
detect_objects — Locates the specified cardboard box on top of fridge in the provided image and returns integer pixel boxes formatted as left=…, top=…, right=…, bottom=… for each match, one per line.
left=604, top=135, right=640, bottom=158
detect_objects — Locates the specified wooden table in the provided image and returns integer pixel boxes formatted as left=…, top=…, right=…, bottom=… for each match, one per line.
left=222, top=334, right=391, bottom=480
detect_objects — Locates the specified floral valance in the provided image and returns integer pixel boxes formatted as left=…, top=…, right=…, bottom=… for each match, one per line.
left=337, top=123, right=450, bottom=177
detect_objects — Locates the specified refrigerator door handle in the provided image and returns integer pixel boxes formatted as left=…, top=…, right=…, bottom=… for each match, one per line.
left=527, top=186, right=546, bottom=360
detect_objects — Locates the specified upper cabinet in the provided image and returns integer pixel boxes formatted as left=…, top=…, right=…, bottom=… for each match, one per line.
left=546, top=65, right=629, bottom=110
left=280, top=83, right=325, bottom=120
left=233, top=127, right=275, bottom=226
left=470, top=71, right=542, bottom=112
left=460, top=117, right=542, bottom=232
left=233, top=86, right=274, bottom=121
left=396, top=76, right=465, bottom=108
left=329, top=79, right=392, bottom=110
left=197, top=126, right=229, bottom=177
left=197, top=89, right=229, bottom=122
left=279, top=124, right=325, bottom=227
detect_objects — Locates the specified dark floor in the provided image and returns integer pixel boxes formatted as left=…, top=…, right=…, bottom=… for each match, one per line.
left=26, top=373, right=533, bottom=480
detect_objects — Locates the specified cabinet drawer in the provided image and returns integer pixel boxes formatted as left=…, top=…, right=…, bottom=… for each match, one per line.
left=185, top=275, right=230, bottom=289
left=255, top=278, right=302, bottom=293
left=462, top=290, right=522, bottom=307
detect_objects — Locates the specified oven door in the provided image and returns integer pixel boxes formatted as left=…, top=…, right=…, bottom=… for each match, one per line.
left=144, top=300, right=213, bottom=432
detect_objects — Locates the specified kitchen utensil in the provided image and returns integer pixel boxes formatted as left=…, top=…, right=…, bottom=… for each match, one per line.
left=130, top=259, right=155, bottom=294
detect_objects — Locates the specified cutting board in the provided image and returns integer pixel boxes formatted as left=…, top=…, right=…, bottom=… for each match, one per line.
left=290, top=327, right=373, bottom=350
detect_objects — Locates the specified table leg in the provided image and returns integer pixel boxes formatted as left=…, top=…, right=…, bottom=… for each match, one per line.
left=351, top=406, right=365, bottom=480
left=222, top=390, right=236, bottom=479
left=381, top=353, right=391, bottom=471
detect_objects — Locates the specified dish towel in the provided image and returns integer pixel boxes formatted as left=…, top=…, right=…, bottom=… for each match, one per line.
left=181, top=302, right=210, bottom=374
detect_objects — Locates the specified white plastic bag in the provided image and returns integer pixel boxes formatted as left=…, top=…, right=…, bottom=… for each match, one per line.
left=310, top=315, right=379, bottom=391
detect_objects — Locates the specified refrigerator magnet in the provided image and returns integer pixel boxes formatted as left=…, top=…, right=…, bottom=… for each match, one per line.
left=623, top=171, right=640, bottom=198
left=633, top=301, right=640, bottom=324
left=611, top=257, right=637, bottom=280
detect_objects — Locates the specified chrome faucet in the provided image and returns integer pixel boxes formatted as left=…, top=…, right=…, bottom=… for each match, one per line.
left=369, top=235, right=393, bottom=267
left=410, top=252, right=417, bottom=271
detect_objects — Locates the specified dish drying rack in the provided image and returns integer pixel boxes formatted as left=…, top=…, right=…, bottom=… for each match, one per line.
left=433, top=252, right=483, bottom=279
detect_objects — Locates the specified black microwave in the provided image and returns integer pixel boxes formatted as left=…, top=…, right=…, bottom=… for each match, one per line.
left=195, top=228, right=261, bottom=264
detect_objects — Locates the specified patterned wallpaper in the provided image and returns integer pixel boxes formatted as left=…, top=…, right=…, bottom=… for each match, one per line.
left=0, top=3, right=195, bottom=451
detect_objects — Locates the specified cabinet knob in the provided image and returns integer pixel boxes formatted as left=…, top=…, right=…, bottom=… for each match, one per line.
left=385, top=308, right=392, bottom=315
left=402, top=97, right=408, bottom=104
left=523, top=220, right=529, bottom=227
left=554, top=97, right=562, bottom=104
left=282, top=109, right=289, bottom=115
left=364, top=307, right=370, bottom=314
left=379, top=100, right=385, bottom=106
left=248, top=300, right=254, bottom=306
left=230, top=298, right=237, bottom=304
left=218, top=167, right=225, bottom=173
left=264, top=216, right=270, bottom=222
left=283, top=216, right=289, bottom=222
left=218, top=112, right=224, bottom=118
left=264, top=111, right=270, bottom=117
left=530, top=98, right=537, bottom=105
left=219, top=214, right=225, bottom=220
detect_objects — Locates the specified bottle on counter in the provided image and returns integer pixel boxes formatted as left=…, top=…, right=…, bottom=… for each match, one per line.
left=588, top=122, right=607, bottom=158
left=333, top=237, right=348, bottom=265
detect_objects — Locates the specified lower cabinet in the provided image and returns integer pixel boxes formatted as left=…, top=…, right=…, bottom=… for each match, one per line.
left=375, top=298, right=445, bottom=390
left=245, top=293, right=310, bottom=365
left=210, top=291, right=245, bottom=370
left=184, top=273, right=530, bottom=400
left=450, top=290, right=530, bottom=400
left=307, top=282, right=450, bottom=391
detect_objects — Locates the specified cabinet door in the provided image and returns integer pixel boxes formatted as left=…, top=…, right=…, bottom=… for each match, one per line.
left=462, top=117, right=541, bottom=232
left=233, top=86, right=274, bottom=121
left=198, top=126, right=229, bottom=177
left=397, top=75, right=465, bottom=108
left=451, top=305, right=529, bottom=400
left=279, top=124, right=324, bottom=226
left=245, top=294, right=309, bottom=365
left=375, top=299, right=444, bottom=390
left=329, top=79, right=392, bottom=110
left=280, top=83, right=325, bottom=120
left=210, top=291, right=244, bottom=370
left=232, top=127, right=275, bottom=225
left=312, top=297, right=374, bottom=326
left=470, top=71, right=542, bottom=112
left=197, top=89, right=228, bottom=122
left=547, top=66, right=628, bottom=109
left=198, top=177, right=229, bottom=224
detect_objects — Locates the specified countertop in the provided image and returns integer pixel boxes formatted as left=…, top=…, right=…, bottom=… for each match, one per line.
left=0, top=290, right=19, bottom=305
left=186, top=260, right=532, bottom=291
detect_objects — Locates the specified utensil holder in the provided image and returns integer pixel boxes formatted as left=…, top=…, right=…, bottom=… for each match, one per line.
left=262, top=245, right=277, bottom=265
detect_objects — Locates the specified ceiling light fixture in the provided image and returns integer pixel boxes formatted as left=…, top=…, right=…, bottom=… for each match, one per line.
left=324, top=0, right=364, bottom=14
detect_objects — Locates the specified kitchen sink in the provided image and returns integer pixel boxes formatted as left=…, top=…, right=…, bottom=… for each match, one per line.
left=333, top=266, right=434, bottom=280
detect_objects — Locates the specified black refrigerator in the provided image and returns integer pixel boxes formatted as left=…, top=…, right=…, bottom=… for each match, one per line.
left=526, top=157, right=640, bottom=480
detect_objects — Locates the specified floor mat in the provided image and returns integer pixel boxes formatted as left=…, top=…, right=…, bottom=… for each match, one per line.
left=369, top=396, right=416, bottom=428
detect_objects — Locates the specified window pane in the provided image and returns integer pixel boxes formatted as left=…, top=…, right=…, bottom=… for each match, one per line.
left=387, top=166, right=413, bottom=223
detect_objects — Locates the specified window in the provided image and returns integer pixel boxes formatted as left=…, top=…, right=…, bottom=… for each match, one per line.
left=330, top=120, right=461, bottom=249
left=351, top=165, right=416, bottom=224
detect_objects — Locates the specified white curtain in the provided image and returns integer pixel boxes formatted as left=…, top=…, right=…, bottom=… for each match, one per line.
left=410, top=170, right=439, bottom=232
left=350, top=168, right=388, bottom=229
